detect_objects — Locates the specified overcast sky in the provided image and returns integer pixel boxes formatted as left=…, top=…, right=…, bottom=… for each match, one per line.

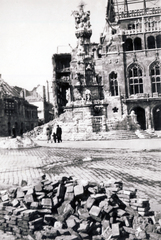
left=0, top=0, right=159, bottom=90
left=0, top=0, right=107, bottom=90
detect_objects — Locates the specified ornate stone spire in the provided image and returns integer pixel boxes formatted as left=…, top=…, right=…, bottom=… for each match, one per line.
left=73, top=1, right=92, bottom=42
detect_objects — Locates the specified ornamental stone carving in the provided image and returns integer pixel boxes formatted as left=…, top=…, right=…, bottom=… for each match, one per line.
left=73, top=2, right=92, bottom=40
left=73, top=88, right=82, bottom=100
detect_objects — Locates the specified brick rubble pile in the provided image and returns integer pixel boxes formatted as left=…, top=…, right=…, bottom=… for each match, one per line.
left=0, top=175, right=161, bottom=240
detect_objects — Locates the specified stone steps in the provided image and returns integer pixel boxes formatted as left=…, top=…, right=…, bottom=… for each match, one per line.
left=63, top=129, right=159, bottom=141
left=135, top=130, right=158, bottom=139
left=63, top=130, right=139, bottom=141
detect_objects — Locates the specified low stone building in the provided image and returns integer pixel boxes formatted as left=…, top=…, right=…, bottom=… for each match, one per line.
left=0, top=76, right=38, bottom=137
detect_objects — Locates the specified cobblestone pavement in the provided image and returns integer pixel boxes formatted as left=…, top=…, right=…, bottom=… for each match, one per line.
left=0, top=144, right=161, bottom=212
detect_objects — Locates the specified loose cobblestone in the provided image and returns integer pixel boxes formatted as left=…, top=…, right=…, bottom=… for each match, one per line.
left=0, top=143, right=160, bottom=239
left=0, top=147, right=161, bottom=211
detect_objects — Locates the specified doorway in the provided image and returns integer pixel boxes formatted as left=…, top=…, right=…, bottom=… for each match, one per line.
left=153, top=105, right=161, bottom=130
left=8, top=122, right=11, bottom=136
left=132, top=107, right=146, bottom=130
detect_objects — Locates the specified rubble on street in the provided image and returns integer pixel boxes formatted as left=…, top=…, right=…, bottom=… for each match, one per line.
left=0, top=175, right=161, bottom=240
left=0, top=136, right=38, bottom=149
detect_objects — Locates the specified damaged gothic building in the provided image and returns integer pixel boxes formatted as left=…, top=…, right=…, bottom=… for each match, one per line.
left=52, top=0, right=161, bottom=133
left=0, top=76, right=38, bottom=137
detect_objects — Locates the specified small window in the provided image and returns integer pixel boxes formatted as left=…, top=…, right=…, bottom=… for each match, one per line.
left=156, top=35, right=161, bottom=48
left=125, top=38, right=133, bottom=51
left=4, top=99, right=15, bottom=115
left=109, top=72, right=118, bottom=96
left=147, top=36, right=155, bottom=49
left=134, top=37, right=142, bottom=50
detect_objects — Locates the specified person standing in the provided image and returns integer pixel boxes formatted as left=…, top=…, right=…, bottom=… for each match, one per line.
left=20, top=128, right=23, bottom=138
left=46, top=126, right=52, bottom=143
left=52, top=132, right=57, bottom=143
left=12, top=126, right=16, bottom=138
left=56, top=125, right=62, bottom=143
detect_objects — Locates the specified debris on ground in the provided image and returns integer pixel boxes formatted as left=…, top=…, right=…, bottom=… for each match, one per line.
left=0, top=175, right=161, bottom=240
left=0, top=136, right=38, bottom=149
left=82, top=157, right=92, bottom=162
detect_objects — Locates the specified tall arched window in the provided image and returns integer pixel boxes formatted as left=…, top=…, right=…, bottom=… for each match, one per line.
left=150, top=61, right=161, bottom=94
left=156, top=35, right=161, bottom=48
left=147, top=36, right=155, bottom=49
left=109, top=72, right=118, bottom=96
left=134, top=37, right=142, bottom=50
left=128, top=64, right=143, bottom=95
left=125, top=38, right=133, bottom=51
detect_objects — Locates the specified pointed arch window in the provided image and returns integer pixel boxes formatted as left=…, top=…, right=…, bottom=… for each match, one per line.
left=150, top=61, right=161, bottom=94
left=147, top=36, right=155, bottom=49
left=109, top=72, right=118, bottom=96
left=156, top=35, right=161, bottom=48
left=134, top=37, right=142, bottom=50
left=125, top=38, right=133, bottom=51
left=128, top=64, right=143, bottom=95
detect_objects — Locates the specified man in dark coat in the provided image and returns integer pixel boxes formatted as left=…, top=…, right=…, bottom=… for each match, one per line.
left=56, top=125, right=62, bottom=143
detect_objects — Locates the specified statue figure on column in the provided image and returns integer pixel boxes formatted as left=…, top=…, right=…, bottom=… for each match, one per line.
left=73, top=2, right=92, bottom=40
left=130, top=110, right=137, bottom=124
left=66, top=88, right=71, bottom=106
left=85, top=88, right=91, bottom=101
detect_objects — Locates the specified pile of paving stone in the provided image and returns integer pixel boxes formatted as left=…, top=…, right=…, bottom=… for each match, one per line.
left=0, top=176, right=161, bottom=240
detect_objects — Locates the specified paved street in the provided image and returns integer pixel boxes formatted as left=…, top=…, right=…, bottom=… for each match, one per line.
left=0, top=138, right=161, bottom=213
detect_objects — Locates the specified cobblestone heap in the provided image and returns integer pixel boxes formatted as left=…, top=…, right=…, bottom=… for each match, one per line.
left=0, top=175, right=161, bottom=240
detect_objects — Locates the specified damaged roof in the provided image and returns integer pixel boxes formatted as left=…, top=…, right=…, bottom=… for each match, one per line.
left=0, top=78, right=20, bottom=98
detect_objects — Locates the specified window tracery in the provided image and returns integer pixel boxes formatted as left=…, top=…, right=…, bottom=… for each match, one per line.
left=128, top=64, right=143, bottom=95
left=150, top=61, right=161, bottom=95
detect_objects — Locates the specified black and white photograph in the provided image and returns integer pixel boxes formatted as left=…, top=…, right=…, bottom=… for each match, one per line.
left=0, top=0, right=161, bottom=239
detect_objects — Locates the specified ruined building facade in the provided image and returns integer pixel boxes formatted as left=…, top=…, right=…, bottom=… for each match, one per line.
left=52, top=53, right=71, bottom=117
left=52, top=0, right=161, bottom=133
